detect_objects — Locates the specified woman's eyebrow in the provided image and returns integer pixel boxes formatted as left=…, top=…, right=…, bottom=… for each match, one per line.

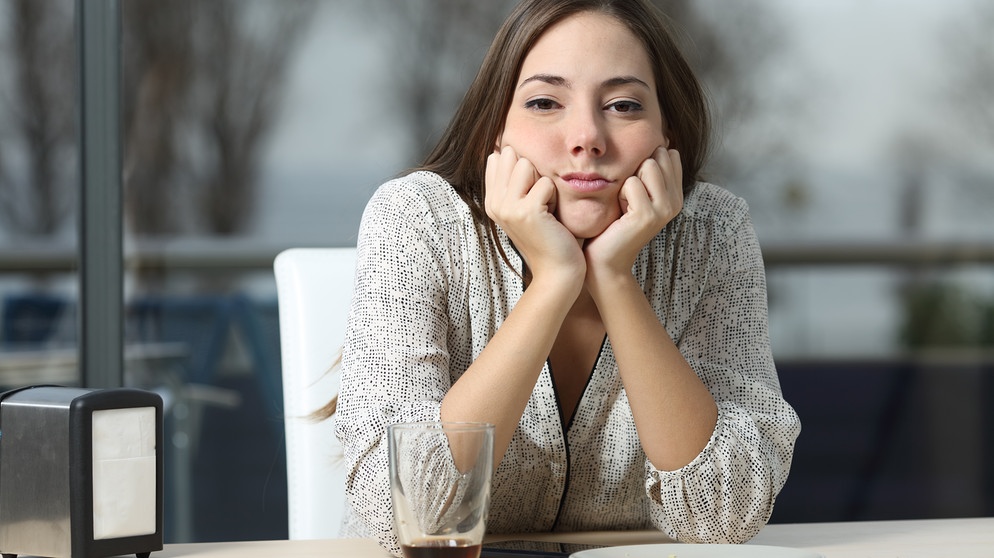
left=518, top=74, right=650, bottom=90
left=603, top=76, right=651, bottom=90
left=519, top=73, right=569, bottom=88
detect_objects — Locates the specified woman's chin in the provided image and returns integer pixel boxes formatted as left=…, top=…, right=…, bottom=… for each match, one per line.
left=560, top=217, right=614, bottom=240
left=556, top=204, right=620, bottom=240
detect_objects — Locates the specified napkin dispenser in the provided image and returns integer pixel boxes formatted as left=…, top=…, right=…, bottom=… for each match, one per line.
left=0, top=386, right=163, bottom=558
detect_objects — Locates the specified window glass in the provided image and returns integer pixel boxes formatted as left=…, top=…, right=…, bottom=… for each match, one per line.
left=2, top=0, right=990, bottom=544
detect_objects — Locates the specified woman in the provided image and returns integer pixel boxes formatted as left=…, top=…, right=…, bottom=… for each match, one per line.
left=335, top=0, right=801, bottom=554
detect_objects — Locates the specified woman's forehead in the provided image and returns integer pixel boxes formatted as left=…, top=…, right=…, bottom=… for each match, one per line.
left=516, top=12, right=654, bottom=89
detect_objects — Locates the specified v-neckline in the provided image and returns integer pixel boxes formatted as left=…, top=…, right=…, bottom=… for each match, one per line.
left=547, top=291, right=606, bottom=429
left=548, top=332, right=606, bottom=430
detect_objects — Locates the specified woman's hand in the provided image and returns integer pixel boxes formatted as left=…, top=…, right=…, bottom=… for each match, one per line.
left=583, top=147, right=683, bottom=285
left=485, top=146, right=585, bottom=289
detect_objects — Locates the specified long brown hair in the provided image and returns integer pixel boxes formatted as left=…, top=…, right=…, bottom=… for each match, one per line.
left=421, top=0, right=712, bottom=227
left=318, top=0, right=712, bottom=421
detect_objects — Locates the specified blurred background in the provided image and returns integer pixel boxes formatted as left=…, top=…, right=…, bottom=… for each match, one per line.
left=1, top=0, right=992, bottom=543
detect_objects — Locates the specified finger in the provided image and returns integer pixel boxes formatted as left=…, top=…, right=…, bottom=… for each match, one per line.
left=657, top=148, right=682, bottom=191
left=498, top=145, right=520, bottom=185
left=485, top=151, right=499, bottom=194
left=636, top=156, right=664, bottom=200
left=618, top=182, right=629, bottom=214
left=547, top=179, right=558, bottom=215
left=524, top=176, right=557, bottom=213
left=487, top=146, right=520, bottom=212
left=640, top=147, right=684, bottom=201
left=507, top=155, right=540, bottom=199
left=484, top=151, right=503, bottom=218
left=657, top=149, right=685, bottom=216
left=620, top=175, right=650, bottom=211
left=667, top=149, right=683, bottom=190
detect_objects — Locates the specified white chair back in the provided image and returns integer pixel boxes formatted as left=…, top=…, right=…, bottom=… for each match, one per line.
left=274, top=247, right=357, bottom=540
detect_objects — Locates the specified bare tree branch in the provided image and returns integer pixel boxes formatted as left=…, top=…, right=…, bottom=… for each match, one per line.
left=905, top=0, right=994, bottom=224
left=359, top=0, right=516, bottom=162
left=190, top=0, right=316, bottom=236
left=122, top=0, right=315, bottom=239
left=942, top=0, right=994, bottom=146
left=0, top=0, right=75, bottom=238
left=656, top=0, right=795, bottom=195
left=122, top=0, right=198, bottom=236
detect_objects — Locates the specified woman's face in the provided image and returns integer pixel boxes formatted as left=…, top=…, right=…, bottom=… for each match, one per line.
left=499, top=11, right=667, bottom=239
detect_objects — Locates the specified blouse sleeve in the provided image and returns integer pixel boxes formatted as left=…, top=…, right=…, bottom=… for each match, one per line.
left=644, top=199, right=801, bottom=543
left=335, top=181, right=455, bottom=554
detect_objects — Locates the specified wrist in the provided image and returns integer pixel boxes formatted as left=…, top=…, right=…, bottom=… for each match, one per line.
left=586, top=266, right=638, bottom=305
left=528, top=267, right=585, bottom=303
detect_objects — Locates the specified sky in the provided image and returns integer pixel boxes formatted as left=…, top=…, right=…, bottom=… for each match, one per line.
left=763, top=0, right=975, bottom=166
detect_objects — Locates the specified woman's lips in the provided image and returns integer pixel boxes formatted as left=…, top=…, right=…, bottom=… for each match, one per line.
left=561, top=173, right=612, bottom=193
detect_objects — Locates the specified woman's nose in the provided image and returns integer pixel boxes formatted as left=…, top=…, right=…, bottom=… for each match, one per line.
left=567, top=108, right=606, bottom=157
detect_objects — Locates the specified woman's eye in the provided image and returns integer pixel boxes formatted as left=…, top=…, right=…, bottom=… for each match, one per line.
left=607, top=100, right=643, bottom=113
left=524, top=98, right=560, bottom=111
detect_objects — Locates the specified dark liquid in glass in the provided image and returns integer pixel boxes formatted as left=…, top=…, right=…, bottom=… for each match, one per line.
left=401, top=538, right=481, bottom=558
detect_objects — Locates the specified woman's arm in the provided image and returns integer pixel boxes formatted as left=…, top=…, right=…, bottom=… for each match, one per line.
left=441, top=147, right=586, bottom=465
left=641, top=201, right=799, bottom=544
left=439, top=269, right=577, bottom=464
left=587, top=271, right=718, bottom=470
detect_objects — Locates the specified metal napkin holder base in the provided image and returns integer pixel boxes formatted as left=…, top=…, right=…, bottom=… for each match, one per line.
left=0, top=385, right=163, bottom=558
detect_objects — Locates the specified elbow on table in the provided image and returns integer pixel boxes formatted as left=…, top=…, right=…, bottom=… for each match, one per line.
left=651, top=482, right=776, bottom=545
left=656, top=512, right=770, bottom=546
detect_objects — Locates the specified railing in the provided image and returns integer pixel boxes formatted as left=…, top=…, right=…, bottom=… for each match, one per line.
left=3, top=239, right=994, bottom=273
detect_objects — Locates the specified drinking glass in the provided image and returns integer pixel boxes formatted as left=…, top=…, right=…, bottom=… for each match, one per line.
left=388, top=421, right=494, bottom=558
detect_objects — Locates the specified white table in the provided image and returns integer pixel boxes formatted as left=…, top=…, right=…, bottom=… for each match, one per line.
left=149, top=517, right=994, bottom=558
